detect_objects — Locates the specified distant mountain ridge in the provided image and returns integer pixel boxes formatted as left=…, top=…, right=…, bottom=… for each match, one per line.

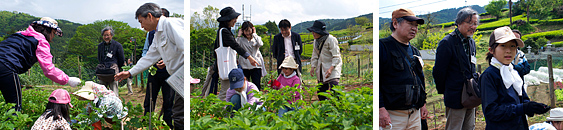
left=379, top=5, right=486, bottom=29
left=292, top=13, right=373, bottom=34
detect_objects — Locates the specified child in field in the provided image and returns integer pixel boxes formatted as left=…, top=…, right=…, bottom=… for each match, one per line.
left=275, top=56, right=302, bottom=117
left=73, top=81, right=127, bottom=129
left=31, top=89, right=73, bottom=130
left=225, top=68, right=263, bottom=111
left=480, top=26, right=550, bottom=129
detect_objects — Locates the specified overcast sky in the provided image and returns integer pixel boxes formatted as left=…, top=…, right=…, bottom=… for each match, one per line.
left=190, top=0, right=375, bottom=26
left=0, top=0, right=184, bottom=29
left=379, top=0, right=495, bottom=18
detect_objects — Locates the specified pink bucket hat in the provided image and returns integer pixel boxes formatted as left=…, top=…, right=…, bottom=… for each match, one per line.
left=49, top=89, right=73, bottom=108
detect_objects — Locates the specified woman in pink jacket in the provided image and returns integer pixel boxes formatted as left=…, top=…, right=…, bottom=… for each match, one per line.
left=0, top=17, right=81, bottom=112
left=275, top=56, right=302, bottom=117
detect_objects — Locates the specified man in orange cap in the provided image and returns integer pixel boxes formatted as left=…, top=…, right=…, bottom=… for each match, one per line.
left=379, top=8, right=428, bottom=130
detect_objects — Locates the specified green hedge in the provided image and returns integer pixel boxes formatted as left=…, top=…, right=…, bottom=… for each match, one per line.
left=537, top=18, right=563, bottom=25
left=477, top=15, right=539, bottom=31
left=521, top=30, right=563, bottom=41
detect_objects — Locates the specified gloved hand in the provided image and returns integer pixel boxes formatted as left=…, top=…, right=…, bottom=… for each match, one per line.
left=523, top=101, right=550, bottom=116
left=68, top=77, right=81, bottom=87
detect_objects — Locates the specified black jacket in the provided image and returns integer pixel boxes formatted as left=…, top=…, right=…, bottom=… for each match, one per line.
left=379, top=36, right=426, bottom=110
left=433, top=29, right=478, bottom=109
left=97, top=40, right=125, bottom=69
left=272, top=31, right=303, bottom=74
left=212, top=27, right=249, bottom=71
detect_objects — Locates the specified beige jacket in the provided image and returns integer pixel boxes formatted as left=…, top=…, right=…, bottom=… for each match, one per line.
left=311, top=35, right=342, bottom=82
left=236, top=33, right=265, bottom=70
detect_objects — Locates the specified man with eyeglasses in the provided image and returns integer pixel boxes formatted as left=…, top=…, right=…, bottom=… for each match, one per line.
left=379, top=8, right=428, bottom=130
left=272, top=19, right=303, bottom=75
left=433, top=7, right=479, bottom=130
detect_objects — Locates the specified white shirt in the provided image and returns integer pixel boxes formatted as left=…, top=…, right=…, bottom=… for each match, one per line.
left=283, top=33, right=294, bottom=57
left=128, top=17, right=185, bottom=76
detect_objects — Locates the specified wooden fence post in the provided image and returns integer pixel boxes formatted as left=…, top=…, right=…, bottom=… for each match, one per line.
left=549, top=55, right=556, bottom=107
left=78, top=56, right=82, bottom=79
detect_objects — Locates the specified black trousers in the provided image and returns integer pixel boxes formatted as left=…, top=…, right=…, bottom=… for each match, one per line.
left=0, top=64, right=22, bottom=112
left=243, top=68, right=262, bottom=90
left=172, top=92, right=184, bottom=130
left=143, top=71, right=174, bottom=128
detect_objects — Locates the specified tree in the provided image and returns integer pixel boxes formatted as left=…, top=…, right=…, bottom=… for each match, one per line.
left=264, top=20, right=279, bottom=35
left=485, top=0, right=507, bottom=19
left=190, top=5, right=220, bottom=30
left=190, top=28, right=216, bottom=68
left=171, top=13, right=184, bottom=19
left=254, top=25, right=268, bottom=35
left=529, top=0, right=563, bottom=19
left=355, top=17, right=370, bottom=26
left=68, top=20, right=146, bottom=69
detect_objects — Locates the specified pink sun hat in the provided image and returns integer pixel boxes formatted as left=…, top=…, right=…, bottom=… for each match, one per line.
left=49, top=89, right=73, bottom=108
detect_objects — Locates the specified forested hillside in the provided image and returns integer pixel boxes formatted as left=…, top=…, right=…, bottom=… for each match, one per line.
left=292, top=13, right=373, bottom=33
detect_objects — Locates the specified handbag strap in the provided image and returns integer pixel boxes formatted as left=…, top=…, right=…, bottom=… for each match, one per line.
left=218, top=28, right=226, bottom=47
left=393, top=42, right=419, bottom=87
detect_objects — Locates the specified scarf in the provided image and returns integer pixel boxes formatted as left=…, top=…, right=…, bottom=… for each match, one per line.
left=315, top=35, right=329, bottom=51
left=234, top=81, right=248, bottom=108
left=490, top=57, right=524, bottom=96
left=283, top=71, right=297, bottom=78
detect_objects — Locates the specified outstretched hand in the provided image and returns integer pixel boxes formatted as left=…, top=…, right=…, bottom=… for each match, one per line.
left=114, top=71, right=131, bottom=82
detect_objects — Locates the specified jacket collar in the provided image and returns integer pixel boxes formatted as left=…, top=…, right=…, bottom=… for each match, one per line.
left=156, top=16, right=167, bottom=32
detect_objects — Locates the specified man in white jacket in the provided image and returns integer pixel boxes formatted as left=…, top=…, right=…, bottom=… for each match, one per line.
left=114, top=2, right=184, bottom=129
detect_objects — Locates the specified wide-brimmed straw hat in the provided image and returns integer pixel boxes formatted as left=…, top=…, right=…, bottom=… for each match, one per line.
left=278, top=56, right=299, bottom=69
left=73, top=81, right=96, bottom=101
left=547, top=108, right=563, bottom=121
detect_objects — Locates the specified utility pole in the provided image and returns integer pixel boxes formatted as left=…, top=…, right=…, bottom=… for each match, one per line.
left=509, top=0, right=513, bottom=26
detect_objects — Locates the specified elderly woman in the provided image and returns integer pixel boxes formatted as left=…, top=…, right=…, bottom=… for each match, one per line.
left=308, top=20, right=342, bottom=101
left=0, top=17, right=81, bottom=112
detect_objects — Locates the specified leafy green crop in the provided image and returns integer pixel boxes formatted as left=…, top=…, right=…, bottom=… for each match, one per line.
left=190, top=84, right=373, bottom=129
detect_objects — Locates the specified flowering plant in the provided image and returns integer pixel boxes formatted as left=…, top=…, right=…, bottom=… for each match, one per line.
left=268, top=80, right=281, bottom=90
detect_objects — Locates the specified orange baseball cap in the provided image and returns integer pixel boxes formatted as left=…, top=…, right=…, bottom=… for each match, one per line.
left=392, top=8, right=424, bottom=24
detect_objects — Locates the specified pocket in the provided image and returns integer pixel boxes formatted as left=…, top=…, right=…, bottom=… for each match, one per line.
left=381, top=85, right=412, bottom=109
left=390, top=51, right=404, bottom=71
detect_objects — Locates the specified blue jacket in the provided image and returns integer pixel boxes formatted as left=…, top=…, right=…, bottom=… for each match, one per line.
left=480, top=66, right=530, bottom=130
left=142, top=30, right=166, bottom=73
left=0, top=33, right=38, bottom=75
left=433, top=29, right=478, bottom=109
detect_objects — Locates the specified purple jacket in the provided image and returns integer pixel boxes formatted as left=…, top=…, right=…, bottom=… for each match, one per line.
left=276, top=74, right=302, bottom=104
left=225, top=81, right=263, bottom=105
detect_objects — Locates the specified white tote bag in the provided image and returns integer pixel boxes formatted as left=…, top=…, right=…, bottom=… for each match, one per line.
left=215, top=28, right=237, bottom=80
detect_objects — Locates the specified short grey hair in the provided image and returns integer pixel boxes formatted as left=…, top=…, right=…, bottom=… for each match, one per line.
left=389, top=17, right=405, bottom=32
left=101, top=26, right=114, bottom=36
left=455, top=7, right=479, bottom=26
left=135, top=3, right=162, bottom=19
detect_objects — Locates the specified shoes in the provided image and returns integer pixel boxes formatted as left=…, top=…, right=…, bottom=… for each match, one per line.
left=127, top=92, right=134, bottom=95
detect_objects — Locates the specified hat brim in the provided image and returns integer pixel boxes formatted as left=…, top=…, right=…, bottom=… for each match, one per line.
left=217, top=12, right=241, bottom=22
left=547, top=117, right=563, bottom=121
left=497, top=37, right=525, bottom=48
left=230, top=80, right=244, bottom=90
left=307, top=27, right=329, bottom=35
left=278, top=63, right=299, bottom=69
left=73, top=90, right=95, bottom=101
left=402, top=16, right=425, bottom=24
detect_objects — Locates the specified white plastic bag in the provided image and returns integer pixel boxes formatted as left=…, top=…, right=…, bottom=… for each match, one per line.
left=215, top=28, right=237, bottom=80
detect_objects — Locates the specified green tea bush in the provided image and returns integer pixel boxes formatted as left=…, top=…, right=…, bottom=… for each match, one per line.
left=522, top=30, right=563, bottom=41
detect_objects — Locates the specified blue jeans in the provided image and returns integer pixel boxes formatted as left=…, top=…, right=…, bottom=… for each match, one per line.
left=278, top=106, right=300, bottom=117
left=229, top=94, right=242, bottom=111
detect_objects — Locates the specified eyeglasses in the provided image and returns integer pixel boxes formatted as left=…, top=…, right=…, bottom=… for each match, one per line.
left=464, top=21, right=479, bottom=27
